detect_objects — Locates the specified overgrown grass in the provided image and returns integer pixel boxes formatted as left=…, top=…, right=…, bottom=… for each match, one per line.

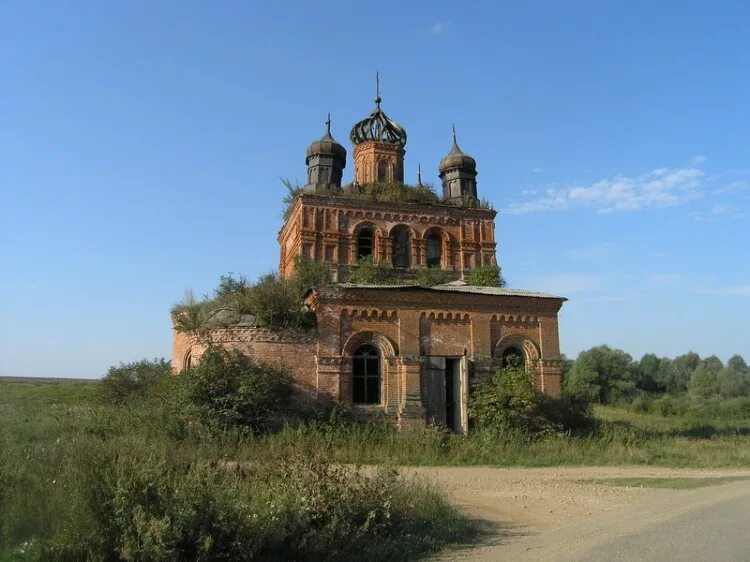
left=4, top=378, right=750, bottom=559
left=0, top=378, right=474, bottom=560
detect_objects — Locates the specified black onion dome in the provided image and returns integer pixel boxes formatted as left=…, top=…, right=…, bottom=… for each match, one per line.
left=438, top=126, right=476, bottom=174
left=307, top=114, right=346, bottom=162
left=350, top=95, right=407, bottom=147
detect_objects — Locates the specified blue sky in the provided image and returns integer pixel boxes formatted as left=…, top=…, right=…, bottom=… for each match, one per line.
left=1, top=1, right=748, bottom=378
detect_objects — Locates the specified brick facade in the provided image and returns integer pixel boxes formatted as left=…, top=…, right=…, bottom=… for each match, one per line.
left=172, top=93, right=567, bottom=431
left=278, top=195, right=497, bottom=281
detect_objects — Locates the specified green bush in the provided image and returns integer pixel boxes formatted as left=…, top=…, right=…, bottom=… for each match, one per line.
left=177, top=347, right=293, bottom=433
left=0, top=434, right=470, bottom=561
left=466, top=265, right=506, bottom=287
left=99, top=358, right=172, bottom=405
left=414, top=267, right=452, bottom=286
left=470, top=366, right=593, bottom=436
left=346, top=256, right=402, bottom=285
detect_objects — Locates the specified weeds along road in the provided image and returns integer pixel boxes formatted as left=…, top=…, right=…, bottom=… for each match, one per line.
left=412, top=466, right=750, bottom=561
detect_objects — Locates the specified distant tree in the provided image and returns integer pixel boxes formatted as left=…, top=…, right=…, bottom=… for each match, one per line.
left=670, top=352, right=702, bottom=393
left=565, top=345, right=637, bottom=404
left=635, top=353, right=664, bottom=392
left=728, top=354, right=749, bottom=373
left=717, top=367, right=749, bottom=398
left=688, top=363, right=720, bottom=398
left=701, top=355, right=724, bottom=373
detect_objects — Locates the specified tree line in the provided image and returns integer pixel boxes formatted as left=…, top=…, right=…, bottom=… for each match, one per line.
left=564, top=345, right=750, bottom=417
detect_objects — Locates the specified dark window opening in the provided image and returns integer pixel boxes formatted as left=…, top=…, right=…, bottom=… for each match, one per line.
left=426, top=232, right=442, bottom=268
left=502, top=347, right=525, bottom=369
left=353, top=344, right=380, bottom=404
left=377, top=160, right=389, bottom=182
left=445, top=358, right=459, bottom=431
left=391, top=227, right=411, bottom=268
left=357, top=229, right=374, bottom=259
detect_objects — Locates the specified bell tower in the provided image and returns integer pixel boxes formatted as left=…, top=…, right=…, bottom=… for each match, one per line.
left=350, top=74, right=407, bottom=185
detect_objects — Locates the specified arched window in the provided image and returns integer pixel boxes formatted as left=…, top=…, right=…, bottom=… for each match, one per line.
left=184, top=349, right=193, bottom=370
left=502, top=347, right=525, bottom=369
left=377, top=160, right=389, bottom=182
left=357, top=228, right=374, bottom=259
left=426, top=231, right=442, bottom=268
left=353, top=344, right=380, bottom=404
left=391, top=226, right=411, bottom=268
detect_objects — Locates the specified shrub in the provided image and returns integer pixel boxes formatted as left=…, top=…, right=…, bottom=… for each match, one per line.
left=177, top=347, right=293, bottom=433
left=344, top=182, right=440, bottom=205
left=470, top=366, right=592, bottom=436
left=346, top=256, right=402, bottom=285
left=1, top=435, right=470, bottom=561
left=414, top=267, right=452, bottom=286
left=99, top=359, right=172, bottom=405
left=466, top=265, right=506, bottom=287
left=292, top=255, right=333, bottom=295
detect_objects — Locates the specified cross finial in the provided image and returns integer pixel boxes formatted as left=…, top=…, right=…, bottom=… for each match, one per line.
left=452, top=123, right=457, bottom=143
left=374, top=71, right=382, bottom=107
left=325, top=112, right=331, bottom=135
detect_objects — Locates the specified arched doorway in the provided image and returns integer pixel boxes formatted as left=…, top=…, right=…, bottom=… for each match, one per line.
left=353, top=344, right=380, bottom=404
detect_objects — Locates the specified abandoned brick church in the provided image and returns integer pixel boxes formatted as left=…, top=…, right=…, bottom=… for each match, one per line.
left=173, top=84, right=566, bottom=432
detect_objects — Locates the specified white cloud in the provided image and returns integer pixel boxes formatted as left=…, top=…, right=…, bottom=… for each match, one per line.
left=690, top=203, right=747, bottom=222
left=428, top=21, right=449, bottom=34
left=532, top=168, right=543, bottom=173
left=691, top=155, right=708, bottom=165
left=712, top=180, right=749, bottom=195
left=697, top=285, right=750, bottom=297
left=507, top=167, right=705, bottom=214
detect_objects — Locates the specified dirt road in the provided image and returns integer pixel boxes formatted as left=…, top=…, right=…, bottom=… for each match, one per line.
left=402, top=466, right=750, bottom=561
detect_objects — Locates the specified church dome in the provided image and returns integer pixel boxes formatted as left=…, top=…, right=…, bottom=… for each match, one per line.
left=350, top=77, right=407, bottom=148
left=438, top=126, right=476, bottom=175
left=306, top=115, right=346, bottom=163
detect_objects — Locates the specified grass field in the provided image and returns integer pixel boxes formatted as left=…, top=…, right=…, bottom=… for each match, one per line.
left=0, top=378, right=476, bottom=560
left=3, top=376, right=750, bottom=559
left=3, top=377, right=750, bottom=469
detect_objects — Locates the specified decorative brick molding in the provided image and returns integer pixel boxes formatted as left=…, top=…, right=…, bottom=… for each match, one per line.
left=207, top=327, right=316, bottom=345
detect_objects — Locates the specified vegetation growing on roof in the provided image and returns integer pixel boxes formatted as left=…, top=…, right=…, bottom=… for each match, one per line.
left=172, top=257, right=331, bottom=335
left=280, top=178, right=493, bottom=223
left=344, top=256, right=405, bottom=285
left=466, top=265, right=506, bottom=287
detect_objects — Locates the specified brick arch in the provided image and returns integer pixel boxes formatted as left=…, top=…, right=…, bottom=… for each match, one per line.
left=494, top=334, right=540, bottom=366
left=183, top=347, right=194, bottom=370
left=421, top=225, right=452, bottom=242
left=351, top=220, right=384, bottom=237
left=342, top=330, right=398, bottom=359
left=387, top=223, right=417, bottom=239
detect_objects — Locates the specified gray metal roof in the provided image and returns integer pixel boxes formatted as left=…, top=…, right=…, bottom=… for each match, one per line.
left=336, top=283, right=566, bottom=300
